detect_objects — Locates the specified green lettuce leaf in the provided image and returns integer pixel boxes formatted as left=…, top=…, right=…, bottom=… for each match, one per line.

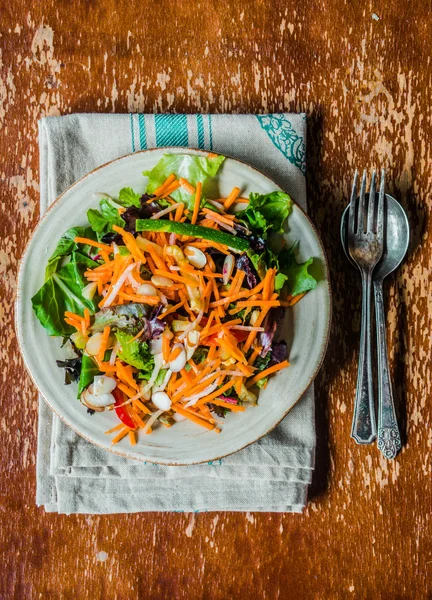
left=284, top=258, right=317, bottom=296
left=87, top=198, right=125, bottom=239
left=77, top=355, right=101, bottom=398
left=32, top=253, right=100, bottom=337
left=117, top=187, right=141, bottom=208
left=45, top=226, right=97, bottom=280
left=143, top=153, right=225, bottom=211
left=114, top=331, right=154, bottom=372
left=278, top=244, right=318, bottom=296
left=274, top=272, right=288, bottom=291
left=238, top=191, right=292, bottom=235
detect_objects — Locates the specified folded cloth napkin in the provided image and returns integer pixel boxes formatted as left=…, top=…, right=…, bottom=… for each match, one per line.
left=36, top=113, right=315, bottom=514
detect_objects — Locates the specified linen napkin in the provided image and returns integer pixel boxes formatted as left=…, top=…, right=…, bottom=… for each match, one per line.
left=36, top=113, right=315, bottom=514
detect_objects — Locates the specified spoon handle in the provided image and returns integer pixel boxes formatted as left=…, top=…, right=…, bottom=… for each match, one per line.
left=374, top=281, right=402, bottom=459
left=351, top=269, right=377, bottom=444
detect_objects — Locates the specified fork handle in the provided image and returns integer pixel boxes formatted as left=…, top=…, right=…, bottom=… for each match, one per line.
left=374, top=281, right=402, bottom=459
left=351, top=270, right=377, bottom=443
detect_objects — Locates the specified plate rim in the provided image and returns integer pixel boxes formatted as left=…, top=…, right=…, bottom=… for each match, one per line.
left=15, top=146, right=332, bottom=465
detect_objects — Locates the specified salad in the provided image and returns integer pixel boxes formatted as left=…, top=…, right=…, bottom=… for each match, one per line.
left=32, top=153, right=317, bottom=446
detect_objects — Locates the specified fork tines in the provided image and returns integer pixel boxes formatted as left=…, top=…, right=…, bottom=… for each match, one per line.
left=349, top=168, right=385, bottom=237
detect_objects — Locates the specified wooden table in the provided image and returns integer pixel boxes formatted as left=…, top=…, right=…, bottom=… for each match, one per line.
left=1, top=1, right=430, bottom=598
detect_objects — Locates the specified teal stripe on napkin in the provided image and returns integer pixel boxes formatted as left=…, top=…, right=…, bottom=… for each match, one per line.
left=155, top=114, right=188, bottom=147
left=138, top=114, right=147, bottom=150
left=197, top=114, right=205, bottom=149
left=130, top=114, right=136, bottom=152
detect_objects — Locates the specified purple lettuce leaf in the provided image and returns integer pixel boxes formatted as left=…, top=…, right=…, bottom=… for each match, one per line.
left=101, top=194, right=159, bottom=243
left=236, top=254, right=258, bottom=289
left=269, top=341, right=287, bottom=366
left=259, top=307, right=285, bottom=357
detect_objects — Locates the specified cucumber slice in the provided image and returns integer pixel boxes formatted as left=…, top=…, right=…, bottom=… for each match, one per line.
left=135, top=219, right=249, bottom=252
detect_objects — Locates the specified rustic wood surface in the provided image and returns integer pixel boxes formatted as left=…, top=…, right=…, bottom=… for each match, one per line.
left=1, top=1, right=430, bottom=598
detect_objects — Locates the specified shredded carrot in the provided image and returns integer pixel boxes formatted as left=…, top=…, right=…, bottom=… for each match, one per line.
left=236, top=300, right=280, bottom=308
left=172, top=405, right=216, bottom=431
left=248, top=346, right=262, bottom=365
left=174, top=370, right=223, bottom=402
left=64, top=311, right=83, bottom=323
left=223, top=186, right=241, bottom=210
left=128, top=430, right=137, bottom=445
left=105, top=423, right=124, bottom=435
left=97, top=325, right=111, bottom=362
left=201, top=208, right=235, bottom=225
left=83, top=308, right=90, bottom=331
left=168, top=345, right=182, bottom=362
left=216, top=337, right=246, bottom=364
left=64, top=317, right=81, bottom=330
left=117, top=381, right=140, bottom=399
left=246, top=360, right=290, bottom=387
left=200, top=310, right=215, bottom=337
left=179, top=178, right=196, bottom=195
left=196, top=380, right=235, bottom=406
left=112, top=225, right=146, bottom=263
left=234, top=376, right=243, bottom=396
left=210, top=276, right=224, bottom=319
left=201, top=319, right=242, bottom=339
left=127, top=327, right=146, bottom=343
left=191, top=181, right=202, bottom=225
left=153, top=173, right=176, bottom=196
left=262, top=268, right=276, bottom=301
left=94, top=357, right=117, bottom=373
left=129, top=407, right=146, bottom=428
left=111, top=427, right=132, bottom=445
left=242, top=307, right=271, bottom=353
left=73, top=237, right=112, bottom=252
left=162, top=334, right=171, bottom=363
left=209, top=280, right=265, bottom=308
left=133, top=399, right=152, bottom=415
left=117, top=292, right=160, bottom=305
left=161, top=300, right=185, bottom=318
left=174, top=203, right=184, bottom=222
left=286, top=292, right=306, bottom=306
left=99, top=249, right=111, bottom=263
left=211, top=399, right=246, bottom=412
left=208, top=152, right=218, bottom=158
left=207, top=344, right=217, bottom=362
left=154, top=180, right=180, bottom=199
left=116, top=361, right=140, bottom=391
left=154, top=269, right=198, bottom=287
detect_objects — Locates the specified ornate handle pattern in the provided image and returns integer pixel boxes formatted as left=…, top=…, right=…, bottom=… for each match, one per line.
left=374, top=281, right=401, bottom=459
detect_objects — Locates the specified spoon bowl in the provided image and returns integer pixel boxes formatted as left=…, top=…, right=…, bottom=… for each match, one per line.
left=341, top=194, right=409, bottom=281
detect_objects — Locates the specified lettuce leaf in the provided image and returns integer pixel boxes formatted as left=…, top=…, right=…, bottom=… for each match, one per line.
left=87, top=198, right=125, bottom=240
left=278, top=244, right=318, bottom=296
left=117, top=187, right=141, bottom=208
left=77, top=355, right=101, bottom=398
left=45, top=226, right=97, bottom=280
left=238, top=191, right=292, bottom=235
left=143, top=154, right=225, bottom=211
left=32, top=252, right=100, bottom=337
left=114, top=331, right=154, bottom=372
left=284, top=258, right=317, bottom=296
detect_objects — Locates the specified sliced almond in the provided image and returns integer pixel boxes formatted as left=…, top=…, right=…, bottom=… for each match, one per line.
left=151, top=275, right=175, bottom=287
left=137, top=283, right=159, bottom=296
left=151, top=391, right=172, bottom=411
left=184, top=245, right=207, bottom=269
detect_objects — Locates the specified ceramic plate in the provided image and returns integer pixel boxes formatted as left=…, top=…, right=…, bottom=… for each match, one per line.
left=16, top=148, right=331, bottom=465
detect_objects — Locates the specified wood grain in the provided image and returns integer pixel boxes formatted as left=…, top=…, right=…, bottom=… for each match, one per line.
left=1, top=1, right=431, bottom=598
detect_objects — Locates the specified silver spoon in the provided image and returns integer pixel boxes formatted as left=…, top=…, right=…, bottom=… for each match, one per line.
left=341, top=194, right=409, bottom=459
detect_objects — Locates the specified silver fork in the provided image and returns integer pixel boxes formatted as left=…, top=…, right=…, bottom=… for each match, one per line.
left=348, top=169, right=385, bottom=444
